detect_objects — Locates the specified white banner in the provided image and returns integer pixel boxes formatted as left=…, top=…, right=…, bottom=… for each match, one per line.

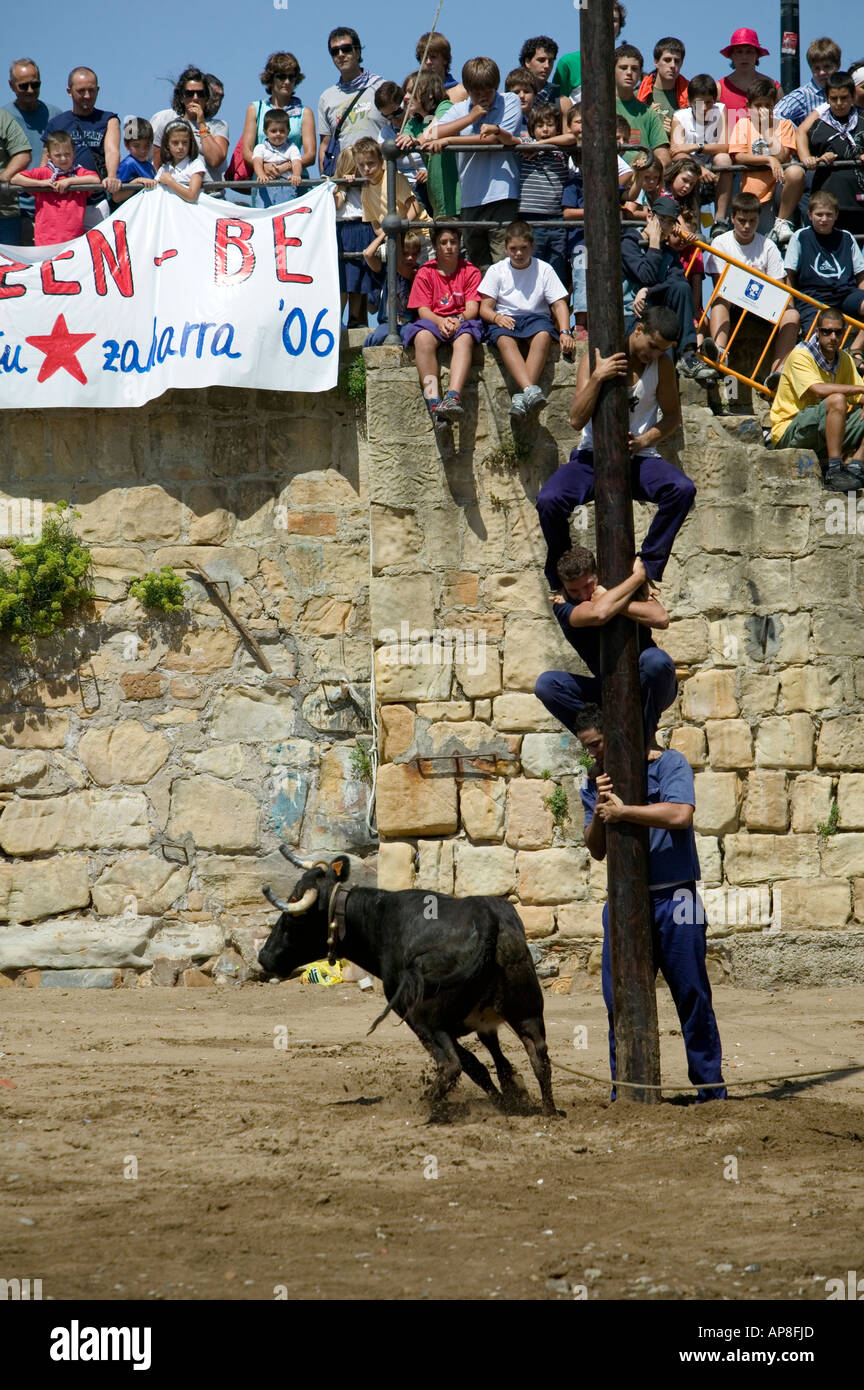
left=0, top=182, right=340, bottom=408
left=718, top=264, right=790, bottom=325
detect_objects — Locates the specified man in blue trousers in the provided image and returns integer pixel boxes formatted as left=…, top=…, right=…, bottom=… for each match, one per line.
left=536, top=304, right=695, bottom=592
left=536, top=544, right=677, bottom=747
left=576, top=703, right=727, bottom=1103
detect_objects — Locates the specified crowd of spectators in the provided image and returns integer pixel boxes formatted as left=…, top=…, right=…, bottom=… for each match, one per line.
left=2, top=16, right=864, bottom=407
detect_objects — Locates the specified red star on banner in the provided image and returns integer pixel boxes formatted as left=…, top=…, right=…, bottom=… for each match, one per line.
left=25, top=314, right=96, bottom=384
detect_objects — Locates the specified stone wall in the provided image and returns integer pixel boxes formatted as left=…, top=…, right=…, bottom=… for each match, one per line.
left=1, top=344, right=863, bottom=986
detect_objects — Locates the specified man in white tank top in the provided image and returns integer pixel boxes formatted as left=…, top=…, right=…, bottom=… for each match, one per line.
left=536, top=305, right=695, bottom=591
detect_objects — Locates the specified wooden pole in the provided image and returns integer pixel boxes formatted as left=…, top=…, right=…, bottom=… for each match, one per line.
left=580, top=0, right=660, bottom=1101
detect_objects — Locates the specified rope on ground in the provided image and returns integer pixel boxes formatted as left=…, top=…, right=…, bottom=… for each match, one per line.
left=552, top=1057, right=864, bottom=1092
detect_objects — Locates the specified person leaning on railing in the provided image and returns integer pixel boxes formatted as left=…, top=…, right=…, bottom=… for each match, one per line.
left=768, top=305, right=864, bottom=493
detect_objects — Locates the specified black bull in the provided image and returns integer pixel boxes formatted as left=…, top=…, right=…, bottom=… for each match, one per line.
left=258, top=853, right=560, bottom=1121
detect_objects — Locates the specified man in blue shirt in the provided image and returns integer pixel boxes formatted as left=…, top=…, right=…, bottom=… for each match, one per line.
left=3, top=57, right=61, bottom=244
left=535, top=544, right=677, bottom=748
left=577, top=703, right=726, bottom=1102
left=775, top=37, right=841, bottom=126
left=43, top=67, right=120, bottom=225
left=432, top=57, right=523, bottom=270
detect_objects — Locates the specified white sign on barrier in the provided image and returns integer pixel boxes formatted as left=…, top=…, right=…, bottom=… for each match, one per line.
left=718, top=264, right=789, bottom=324
left=0, top=182, right=340, bottom=408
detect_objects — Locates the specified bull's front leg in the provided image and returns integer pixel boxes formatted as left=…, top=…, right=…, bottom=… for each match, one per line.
left=411, top=1026, right=463, bottom=1124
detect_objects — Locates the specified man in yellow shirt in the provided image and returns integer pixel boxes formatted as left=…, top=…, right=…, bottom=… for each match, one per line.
left=770, top=306, right=864, bottom=491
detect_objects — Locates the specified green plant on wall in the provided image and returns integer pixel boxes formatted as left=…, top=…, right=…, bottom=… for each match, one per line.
left=128, top=567, right=188, bottom=613
left=543, top=782, right=570, bottom=828
left=816, top=798, right=839, bottom=843
left=338, top=353, right=366, bottom=406
left=483, top=437, right=530, bottom=472
left=350, top=741, right=374, bottom=787
left=0, top=501, right=93, bottom=656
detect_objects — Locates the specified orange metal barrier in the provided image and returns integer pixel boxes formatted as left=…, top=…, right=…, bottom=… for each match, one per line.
left=692, top=238, right=864, bottom=397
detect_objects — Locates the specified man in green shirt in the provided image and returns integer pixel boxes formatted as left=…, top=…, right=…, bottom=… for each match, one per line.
left=0, top=106, right=32, bottom=244
left=555, top=1, right=627, bottom=110
left=615, top=44, right=670, bottom=169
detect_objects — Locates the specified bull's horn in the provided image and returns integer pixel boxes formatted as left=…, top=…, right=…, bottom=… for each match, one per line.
left=286, top=886, right=318, bottom=915
left=262, top=885, right=292, bottom=911
left=279, top=846, right=312, bottom=869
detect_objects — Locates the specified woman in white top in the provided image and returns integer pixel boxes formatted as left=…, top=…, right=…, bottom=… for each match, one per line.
left=156, top=123, right=205, bottom=203
left=478, top=220, right=575, bottom=418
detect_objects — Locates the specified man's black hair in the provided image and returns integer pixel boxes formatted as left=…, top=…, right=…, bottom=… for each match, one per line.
left=328, top=27, right=362, bottom=60
left=574, top=704, right=604, bottom=735
left=170, top=65, right=211, bottom=116
left=640, top=304, right=679, bottom=343
left=519, top=36, right=559, bottom=66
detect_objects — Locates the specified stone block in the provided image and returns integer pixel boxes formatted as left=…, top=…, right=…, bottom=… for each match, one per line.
left=78, top=721, right=170, bottom=786
left=416, top=840, right=454, bottom=895
left=416, top=701, right=472, bottom=721
left=460, top=780, right=506, bottom=841
left=210, top=688, right=295, bottom=742
left=693, top=772, right=739, bottom=835
left=197, top=851, right=292, bottom=912
left=516, top=906, right=557, bottom=939
left=380, top=706, right=414, bottom=762
left=723, top=833, right=820, bottom=883
left=812, top=612, right=864, bottom=658
left=171, top=678, right=202, bottom=703
left=505, top=780, right=555, bottom=850
left=482, top=571, right=550, bottom=616
left=376, top=842, right=415, bottom=891
left=161, top=626, right=239, bottom=673
left=0, top=857, right=90, bottom=923
left=370, top=506, right=423, bottom=570
left=503, top=617, right=574, bottom=693
left=474, top=700, right=491, bottom=721
left=817, top=717, right=864, bottom=771
left=668, top=726, right=707, bottom=768
left=374, top=647, right=452, bottom=703
left=854, top=879, right=864, bottom=922
left=744, top=559, right=795, bottom=610
left=696, top=505, right=754, bottom=553
left=376, top=763, right=458, bottom=837
left=838, top=774, right=864, bottom=830
left=518, top=848, right=588, bottom=905
left=681, top=670, right=738, bottom=721
left=492, top=693, right=558, bottom=733
left=705, top=719, right=753, bottom=770
left=169, top=776, right=259, bottom=852
left=820, top=833, right=864, bottom=878
left=298, top=597, right=353, bottom=637
left=756, top=506, right=811, bottom=557
left=92, top=855, right=191, bottom=916
left=40, top=969, right=122, bottom=989
left=455, top=650, right=501, bottom=698
left=287, top=469, right=359, bottom=508
left=454, top=844, right=516, bottom=896
left=791, top=774, right=833, bottom=833
left=442, top=571, right=479, bottom=609
left=779, top=665, right=840, bottom=714
left=371, top=575, right=437, bottom=634
left=0, top=915, right=158, bottom=970
left=772, top=879, right=851, bottom=931
left=303, top=746, right=370, bottom=849
left=738, top=673, right=779, bottom=716
left=695, top=835, right=722, bottom=886
left=755, top=714, right=814, bottom=769
left=119, top=672, right=166, bottom=701
left=188, top=744, right=244, bottom=778
left=557, top=901, right=605, bottom=937
left=0, top=713, right=68, bottom=749
left=743, top=771, right=789, bottom=833
left=656, top=618, right=709, bottom=665
left=521, top=731, right=585, bottom=779
left=149, top=920, right=224, bottom=960
left=0, top=792, right=150, bottom=854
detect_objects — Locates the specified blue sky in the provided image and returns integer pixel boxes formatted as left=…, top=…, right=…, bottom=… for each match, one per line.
left=5, top=4, right=864, bottom=154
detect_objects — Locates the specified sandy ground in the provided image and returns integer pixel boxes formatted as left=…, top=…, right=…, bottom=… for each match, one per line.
left=2, top=978, right=864, bottom=1303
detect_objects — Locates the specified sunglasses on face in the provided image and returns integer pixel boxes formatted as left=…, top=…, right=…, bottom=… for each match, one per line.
left=184, top=88, right=205, bottom=97
left=17, top=80, right=41, bottom=90
left=330, top=43, right=356, bottom=56
left=818, top=327, right=844, bottom=337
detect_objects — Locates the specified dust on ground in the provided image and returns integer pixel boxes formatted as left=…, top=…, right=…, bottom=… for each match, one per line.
left=2, top=979, right=864, bottom=1301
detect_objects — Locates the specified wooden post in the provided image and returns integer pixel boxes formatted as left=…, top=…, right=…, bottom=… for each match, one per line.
left=580, top=0, right=661, bottom=1101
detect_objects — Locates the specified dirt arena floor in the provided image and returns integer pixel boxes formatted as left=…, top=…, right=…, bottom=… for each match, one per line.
left=2, top=978, right=864, bottom=1302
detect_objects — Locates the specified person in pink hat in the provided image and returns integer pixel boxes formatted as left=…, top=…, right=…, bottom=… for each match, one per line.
left=717, top=29, right=781, bottom=113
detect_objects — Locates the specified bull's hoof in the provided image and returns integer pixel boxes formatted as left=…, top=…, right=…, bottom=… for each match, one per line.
left=543, top=1105, right=566, bottom=1119
left=426, top=1108, right=452, bottom=1126
left=500, top=1092, right=536, bottom=1117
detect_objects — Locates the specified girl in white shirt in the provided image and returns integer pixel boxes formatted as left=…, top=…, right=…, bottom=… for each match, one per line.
left=156, top=122, right=206, bottom=203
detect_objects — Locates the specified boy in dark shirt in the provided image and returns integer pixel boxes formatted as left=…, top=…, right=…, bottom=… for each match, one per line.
left=784, top=189, right=864, bottom=360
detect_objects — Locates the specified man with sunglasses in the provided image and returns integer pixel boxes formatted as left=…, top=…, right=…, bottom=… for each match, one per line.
left=150, top=67, right=229, bottom=188
left=769, top=305, right=864, bottom=491
left=318, top=28, right=384, bottom=174
left=3, top=58, right=60, bottom=245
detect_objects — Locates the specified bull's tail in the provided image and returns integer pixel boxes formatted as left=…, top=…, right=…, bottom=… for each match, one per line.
left=366, top=916, right=500, bottom=1036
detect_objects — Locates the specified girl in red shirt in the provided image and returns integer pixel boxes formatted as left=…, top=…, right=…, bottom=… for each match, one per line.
left=403, top=223, right=482, bottom=423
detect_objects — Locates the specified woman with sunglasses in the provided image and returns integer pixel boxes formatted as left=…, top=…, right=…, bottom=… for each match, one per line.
left=318, top=27, right=386, bottom=175
left=239, top=52, right=315, bottom=201
left=150, top=66, right=229, bottom=186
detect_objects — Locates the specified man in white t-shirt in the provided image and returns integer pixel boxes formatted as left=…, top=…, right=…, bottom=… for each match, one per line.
left=701, top=193, right=800, bottom=388
left=477, top=220, right=575, bottom=416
